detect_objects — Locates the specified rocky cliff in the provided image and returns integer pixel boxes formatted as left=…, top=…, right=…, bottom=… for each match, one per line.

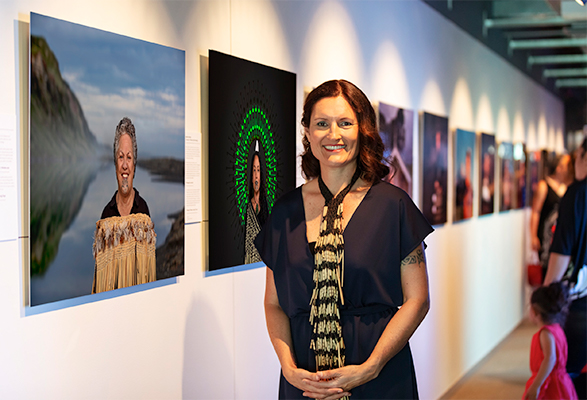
left=30, top=35, right=99, bottom=159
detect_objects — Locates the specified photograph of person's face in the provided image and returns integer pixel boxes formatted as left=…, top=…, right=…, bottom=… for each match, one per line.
left=116, top=134, right=135, bottom=196
left=252, top=154, right=261, bottom=194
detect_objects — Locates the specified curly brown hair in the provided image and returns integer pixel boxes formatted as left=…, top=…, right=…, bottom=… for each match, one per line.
left=300, top=80, right=390, bottom=184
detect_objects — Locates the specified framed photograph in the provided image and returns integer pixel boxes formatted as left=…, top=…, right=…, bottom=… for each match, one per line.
left=378, top=102, right=414, bottom=197
left=454, top=129, right=476, bottom=222
left=420, top=112, right=448, bottom=225
left=479, top=133, right=496, bottom=216
left=527, top=150, right=542, bottom=208
left=208, top=51, right=296, bottom=271
left=498, top=142, right=515, bottom=212
left=513, top=143, right=527, bottom=209
left=30, top=13, right=185, bottom=305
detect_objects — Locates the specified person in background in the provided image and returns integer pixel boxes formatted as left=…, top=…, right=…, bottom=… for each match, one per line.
left=544, top=137, right=587, bottom=398
left=523, top=282, right=577, bottom=400
left=530, top=154, right=573, bottom=281
left=256, top=80, right=433, bottom=399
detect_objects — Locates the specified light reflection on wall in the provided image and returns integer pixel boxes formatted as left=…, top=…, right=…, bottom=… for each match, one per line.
left=496, top=107, right=511, bottom=142
left=475, top=94, right=494, bottom=134
left=420, top=78, right=446, bottom=116
left=449, top=78, right=473, bottom=130
left=527, top=121, right=537, bottom=151
left=548, top=125, right=557, bottom=151
left=370, top=41, right=411, bottom=108
left=301, top=0, right=363, bottom=88
left=537, top=115, right=548, bottom=150
left=512, top=111, right=525, bottom=143
left=555, top=128, right=565, bottom=153
left=232, top=0, right=293, bottom=72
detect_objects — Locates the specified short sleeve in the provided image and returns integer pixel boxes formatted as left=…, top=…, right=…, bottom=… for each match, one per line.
left=399, top=193, right=434, bottom=260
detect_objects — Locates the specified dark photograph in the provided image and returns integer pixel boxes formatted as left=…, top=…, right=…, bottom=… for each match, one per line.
left=479, top=133, right=496, bottom=216
left=208, top=51, right=296, bottom=271
left=378, top=102, right=414, bottom=197
left=421, top=112, right=448, bottom=225
left=499, top=142, right=514, bottom=212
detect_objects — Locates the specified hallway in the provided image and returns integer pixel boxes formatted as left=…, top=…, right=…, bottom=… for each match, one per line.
left=441, top=319, right=534, bottom=399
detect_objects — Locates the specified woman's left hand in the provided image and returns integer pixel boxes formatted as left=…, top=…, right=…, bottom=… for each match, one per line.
left=303, top=364, right=376, bottom=397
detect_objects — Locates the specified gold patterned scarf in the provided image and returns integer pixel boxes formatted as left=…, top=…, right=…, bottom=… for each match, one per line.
left=309, top=168, right=361, bottom=379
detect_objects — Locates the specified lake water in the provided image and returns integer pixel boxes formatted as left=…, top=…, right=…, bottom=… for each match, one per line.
left=30, top=162, right=184, bottom=306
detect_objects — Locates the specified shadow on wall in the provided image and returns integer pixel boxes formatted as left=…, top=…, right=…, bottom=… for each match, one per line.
left=182, top=294, right=234, bottom=399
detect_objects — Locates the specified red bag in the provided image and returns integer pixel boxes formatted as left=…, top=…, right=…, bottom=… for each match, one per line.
left=527, top=263, right=543, bottom=286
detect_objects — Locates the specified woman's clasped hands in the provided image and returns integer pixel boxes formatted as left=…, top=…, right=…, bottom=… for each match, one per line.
left=284, top=363, right=377, bottom=400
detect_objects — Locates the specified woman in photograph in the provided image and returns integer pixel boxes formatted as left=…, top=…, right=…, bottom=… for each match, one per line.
left=93, top=117, right=156, bottom=293
left=529, top=154, right=573, bottom=280
left=101, top=117, right=150, bottom=219
left=480, top=147, right=495, bottom=215
left=256, top=80, right=433, bottom=399
left=245, top=143, right=269, bottom=264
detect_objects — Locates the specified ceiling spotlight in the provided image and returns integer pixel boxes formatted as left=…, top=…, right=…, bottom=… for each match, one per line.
left=576, top=0, right=585, bottom=6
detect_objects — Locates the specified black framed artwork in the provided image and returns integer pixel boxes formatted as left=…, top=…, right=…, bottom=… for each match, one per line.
left=208, top=51, right=296, bottom=271
left=420, top=112, right=448, bottom=226
left=499, top=142, right=515, bottom=212
left=479, top=133, right=496, bottom=216
left=378, top=102, right=414, bottom=197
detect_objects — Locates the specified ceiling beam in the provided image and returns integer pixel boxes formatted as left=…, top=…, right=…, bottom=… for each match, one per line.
left=529, top=54, right=587, bottom=65
left=544, top=68, right=587, bottom=78
left=555, top=78, right=587, bottom=87
left=509, top=37, right=587, bottom=54
left=484, top=16, right=570, bottom=32
left=506, top=29, right=568, bottom=40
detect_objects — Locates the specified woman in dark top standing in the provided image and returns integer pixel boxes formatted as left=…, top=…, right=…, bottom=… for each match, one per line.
left=256, top=80, right=433, bottom=399
left=530, top=154, right=573, bottom=279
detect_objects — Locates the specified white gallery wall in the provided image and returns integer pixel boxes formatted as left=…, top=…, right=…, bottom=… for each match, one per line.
left=0, top=1, right=565, bottom=399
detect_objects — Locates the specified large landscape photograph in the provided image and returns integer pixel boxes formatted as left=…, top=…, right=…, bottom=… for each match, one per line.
left=29, top=13, right=185, bottom=305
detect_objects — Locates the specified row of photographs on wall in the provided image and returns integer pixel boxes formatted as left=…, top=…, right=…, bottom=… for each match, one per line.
left=29, top=13, right=296, bottom=305
left=27, top=12, right=556, bottom=307
left=382, top=105, right=550, bottom=226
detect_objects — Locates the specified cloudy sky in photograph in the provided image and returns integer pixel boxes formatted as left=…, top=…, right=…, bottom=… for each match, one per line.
left=31, top=13, right=185, bottom=159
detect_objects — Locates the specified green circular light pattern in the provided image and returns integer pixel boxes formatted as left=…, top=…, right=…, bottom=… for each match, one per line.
left=235, top=106, right=277, bottom=226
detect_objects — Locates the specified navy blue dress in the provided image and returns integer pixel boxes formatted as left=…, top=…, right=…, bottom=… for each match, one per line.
left=255, top=181, right=433, bottom=399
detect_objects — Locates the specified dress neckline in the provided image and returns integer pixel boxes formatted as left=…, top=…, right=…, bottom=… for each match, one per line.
left=300, top=182, right=374, bottom=249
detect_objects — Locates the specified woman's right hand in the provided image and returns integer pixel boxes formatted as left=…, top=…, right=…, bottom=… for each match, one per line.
left=282, top=366, right=350, bottom=400
left=531, top=236, right=541, bottom=252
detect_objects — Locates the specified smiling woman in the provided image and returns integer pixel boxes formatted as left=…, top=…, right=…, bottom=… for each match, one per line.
left=92, top=117, right=155, bottom=294
left=256, top=80, right=434, bottom=399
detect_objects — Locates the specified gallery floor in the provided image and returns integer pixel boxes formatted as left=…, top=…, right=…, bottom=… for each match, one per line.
left=441, top=319, right=534, bottom=399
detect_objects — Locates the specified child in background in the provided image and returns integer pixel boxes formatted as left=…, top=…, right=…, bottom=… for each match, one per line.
left=523, top=283, right=578, bottom=400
